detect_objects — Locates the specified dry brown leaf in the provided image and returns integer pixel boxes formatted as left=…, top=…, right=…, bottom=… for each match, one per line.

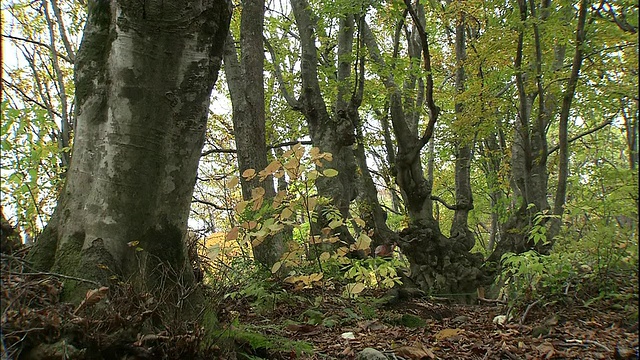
left=393, top=344, right=436, bottom=359
left=435, top=328, right=465, bottom=341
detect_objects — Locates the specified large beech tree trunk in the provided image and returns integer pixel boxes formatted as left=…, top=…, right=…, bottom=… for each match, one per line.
left=29, top=0, right=231, bottom=313
left=363, top=5, right=488, bottom=301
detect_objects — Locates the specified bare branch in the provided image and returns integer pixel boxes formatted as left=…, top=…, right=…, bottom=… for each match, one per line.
left=264, top=36, right=301, bottom=110
left=1, top=34, right=72, bottom=63
left=192, top=197, right=233, bottom=211
left=547, top=116, right=614, bottom=155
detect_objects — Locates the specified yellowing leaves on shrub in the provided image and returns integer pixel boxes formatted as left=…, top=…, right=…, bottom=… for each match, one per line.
left=235, top=201, right=248, bottom=213
left=273, top=190, right=287, bottom=208
left=227, top=176, right=239, bottom=188
left=323, top=168, right=339, bottom=177
left=328, top=219, right=342, bottom=229
left=271, top=261, right=282, bottom=274
left=225, top=227, right=239, bottom=241
left=280, top=207, right=294, bottom=219
left=344, top=282, right=366, bottom=296
left=251, top=186, right=265, bottom=199
left=352, top=233, right=372, bottom=251
left=242, top=168, right=256, bottom=179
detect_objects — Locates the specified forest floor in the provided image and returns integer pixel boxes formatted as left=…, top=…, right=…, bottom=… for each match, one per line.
left=219, top=283, right=639, bottom=360
left=2, top=247, right=638, bottom=360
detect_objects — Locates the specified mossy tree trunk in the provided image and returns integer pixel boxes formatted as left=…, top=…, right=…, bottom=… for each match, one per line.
left=28, top=0, right=231, bottom=316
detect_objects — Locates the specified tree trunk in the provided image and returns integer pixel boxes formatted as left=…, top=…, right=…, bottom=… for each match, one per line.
left=28, top=0, right=231, bottom=316
left=289, top=0, right=359, bottom=245
left=450, top=14, right=475, bottom=253
left=223, top=0, right=287, bottom=268
left=363, top=9, right=488, bottom=300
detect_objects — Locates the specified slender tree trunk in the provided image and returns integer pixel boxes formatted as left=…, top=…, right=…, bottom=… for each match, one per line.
left=290, top=0, right=359, bottom=244
left=223, top=0, right=287, bottom=268
left=551, top=0, right=589, bottom=237
left=29, top=0, right=231, bottom=315
left=450, top=13, right=475, bottom=252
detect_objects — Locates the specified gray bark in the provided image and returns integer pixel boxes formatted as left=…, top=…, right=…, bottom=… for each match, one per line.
left=450, top=14, right=475, bottom=253
left=289, top=0, right=358, bottom=244
left=223, top=0, right=286, bottom=268
left=29, top=0, right=231, bottom=314
left=363, top=9, right=488, bottom=300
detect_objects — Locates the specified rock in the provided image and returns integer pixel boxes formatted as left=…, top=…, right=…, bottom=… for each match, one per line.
left=451, top=315, right=469, bottom=324
left=357, top=348, right=387, bottom=360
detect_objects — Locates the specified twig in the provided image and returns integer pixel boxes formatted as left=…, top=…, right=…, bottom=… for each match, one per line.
left=582, top=340, right=612, bottom=352
left=520, top=298, right=541, bottom=325
left=7, top=271, right=101, bottom=286
left=478, top=297, right=507, bottom=305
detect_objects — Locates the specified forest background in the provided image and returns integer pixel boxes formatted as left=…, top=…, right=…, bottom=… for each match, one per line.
left=0, top=0, right=638, bottom=358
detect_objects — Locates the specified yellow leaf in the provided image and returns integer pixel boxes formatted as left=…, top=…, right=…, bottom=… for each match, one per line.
left=307, top=170, right=319, bottom=181
left=265, top=160, right=281, bottom=174
left=242, top=168, right=256, bottom=179
left=225, top=227, right=239, bottom=241
left=309, top=235, right=322, bottom=244
left=319, top=252, right=331, bottom=261
left=323, top=153, right=333, bottom=161
left=353, top=217, right=366, bottom=228
left=309, top=147, right=320, bottom=158
left=251, top=187, right=265, bottom=199
left=306, top=197, right=317, bottom=210
left=323, top=169, right=339, bottom=177
left=353, top=233, right=372, bottom=251
left=335, top=247, right=349, bottom=257
left=281, top=207, right=294, bottom=219
left=284, top=275, right=302, bottom=284
left=346, top=282, right=365, bottom=295
left=271, top=261, right=282, bottom=274
left=235, top=201, right=248, bottom=213
left=273, top=190, right=287, bottom=208
left=252, top=196, right=263, bottom=211
left=127, top=241, right=139, bottom=247
left=252, top=236, right=265, bottom=247
left=227, top=176, right=239, bottom=188
left=328, top=219, right=343, bottom=229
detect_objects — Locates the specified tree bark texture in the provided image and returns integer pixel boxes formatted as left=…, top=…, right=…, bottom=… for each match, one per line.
left=450, top=13, right=475, bottom=253
left=290, top=0, right=358, bottom=243
left=223, top=0, right=286, bottom=268
left=29, top=0, right=231, bottom=312
left=363, top=13, right=489, bottom=299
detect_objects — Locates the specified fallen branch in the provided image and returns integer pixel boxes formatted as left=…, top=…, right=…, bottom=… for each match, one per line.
left=7, top=271, right=101, bottom=287
left=520, top=298, right=541, bottom=325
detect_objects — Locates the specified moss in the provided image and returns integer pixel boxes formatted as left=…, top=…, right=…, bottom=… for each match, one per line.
left=52, top=232, right=86, bottom=304
left=28, top=222, right=59, bottom=271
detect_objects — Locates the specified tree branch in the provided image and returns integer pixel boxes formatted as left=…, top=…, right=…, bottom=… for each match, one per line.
left=547, top=116, right=614, bottom=155
left=1, top=34, right=72, bottom=63
left=192, top=197, right=233, bottom=211
left=201, top=140, right=314, bottom=156
left=264, top=36, right=301, bottom=110
left=431, top=195, right=457, bottom=210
